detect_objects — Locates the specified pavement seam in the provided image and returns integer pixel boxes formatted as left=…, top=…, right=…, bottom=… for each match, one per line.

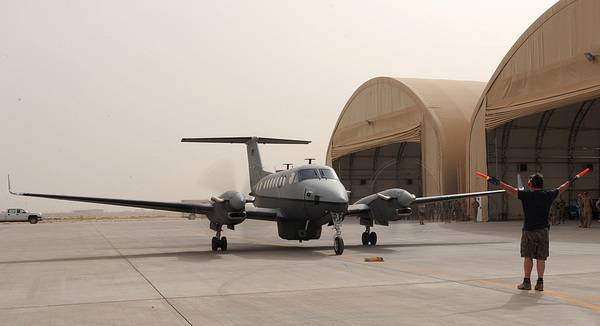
left=92, top=223, right=194, bottom=326
left=0, top=297, right=164, bottom=311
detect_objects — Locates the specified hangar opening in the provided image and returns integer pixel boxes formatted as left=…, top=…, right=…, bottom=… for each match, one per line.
left=333, top=142, right=422, bottom=203
left=486, top=100, right=600, bottom=220
left=468, top=0, right=600, bottom=221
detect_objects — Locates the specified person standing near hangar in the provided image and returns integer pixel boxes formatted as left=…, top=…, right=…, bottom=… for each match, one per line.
left=483, top=173, right=574, bottom=291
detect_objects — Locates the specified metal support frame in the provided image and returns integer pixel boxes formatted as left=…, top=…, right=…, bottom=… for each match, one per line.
left=348, top=153, right=355, bottom=202
left=567, top=100, right=596, bottom=202
left=499, top=121, right=513, bottom=220
left=371, top=147, right=381, bottom=193
left=534, top=110, right=555, bottom=171
left=395, top=142, right=407, bottom=186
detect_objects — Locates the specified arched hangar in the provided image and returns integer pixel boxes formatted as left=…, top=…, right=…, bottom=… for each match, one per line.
left=468, top=0, right=600, bottom=220
left=327, top=77, right=485, bottom=204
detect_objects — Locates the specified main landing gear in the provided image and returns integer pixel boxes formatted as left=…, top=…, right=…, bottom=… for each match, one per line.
left=361, top=226, right=377, bottom=246
left=331, top=212, right=344, bottom=255
left=211, top=227, right=228, bottom=252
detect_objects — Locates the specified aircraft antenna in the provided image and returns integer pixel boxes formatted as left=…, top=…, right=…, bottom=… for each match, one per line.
left=305, top=158, right=315, bottom=164
left=283, top=163, right=293, bottom=170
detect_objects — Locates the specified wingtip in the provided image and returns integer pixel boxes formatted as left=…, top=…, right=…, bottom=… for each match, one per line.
left=7, top=175, right=22, bottom=196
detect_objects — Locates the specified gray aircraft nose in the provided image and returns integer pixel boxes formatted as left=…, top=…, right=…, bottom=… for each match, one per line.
left=314, top=180, right=349, bottom=204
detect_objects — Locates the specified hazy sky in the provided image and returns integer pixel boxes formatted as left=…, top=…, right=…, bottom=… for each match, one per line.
left=1, top=0, right=557, bottom=212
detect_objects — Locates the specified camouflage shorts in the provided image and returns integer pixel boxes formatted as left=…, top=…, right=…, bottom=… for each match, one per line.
left=521, top=228, right=549, bottom=260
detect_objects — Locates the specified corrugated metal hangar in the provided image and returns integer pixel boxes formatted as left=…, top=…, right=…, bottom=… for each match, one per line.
left=328, top=0, right=600, bottom=221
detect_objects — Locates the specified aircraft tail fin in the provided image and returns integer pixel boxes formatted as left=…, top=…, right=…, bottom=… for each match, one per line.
left=181, top=137, right=311, bottom=191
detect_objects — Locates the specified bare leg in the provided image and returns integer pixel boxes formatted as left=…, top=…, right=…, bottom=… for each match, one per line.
left=524, top=258, right=533, bottom=278
left=536, top=259, right=545, bottom=278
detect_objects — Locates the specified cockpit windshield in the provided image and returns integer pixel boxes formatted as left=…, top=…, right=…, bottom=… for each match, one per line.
left=319, top=168, right=339, bottom=180
left=297, top=169, right=320, bottom=182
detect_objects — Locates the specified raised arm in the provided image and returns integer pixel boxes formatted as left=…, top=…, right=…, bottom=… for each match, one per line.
left=557, top=180, right=570, bottom=194
left=499, top=181, right=518, bottom=198
left=488, top=177, right=518, bottom=198
left=475, top=172, right=518, bottom=199
left=558, top=167, right=591, bottom=193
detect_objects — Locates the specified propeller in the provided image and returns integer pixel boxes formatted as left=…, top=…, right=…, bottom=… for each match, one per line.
left=211, top=191, right=246, bottom=211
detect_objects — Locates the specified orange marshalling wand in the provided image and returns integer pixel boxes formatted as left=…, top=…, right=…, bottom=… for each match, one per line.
left=475, top=171, right=490, bottom=181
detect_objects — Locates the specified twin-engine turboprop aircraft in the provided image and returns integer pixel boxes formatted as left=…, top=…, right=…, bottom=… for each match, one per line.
left=9, top=137, right=504, bottom=255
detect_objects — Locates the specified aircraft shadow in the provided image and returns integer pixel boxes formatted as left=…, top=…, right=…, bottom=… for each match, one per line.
left=0, top=241, right=509, bottom=265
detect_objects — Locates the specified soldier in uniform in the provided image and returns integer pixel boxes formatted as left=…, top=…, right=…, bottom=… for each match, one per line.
left=554, top=197, right=566, bottom=225
left=418, top=204, right=426, bottom=225
left=471, top=199, right=480, bottom=221
left=577, top=193, right=585, bottom=227
left=582, top=192, right=593, bottom=228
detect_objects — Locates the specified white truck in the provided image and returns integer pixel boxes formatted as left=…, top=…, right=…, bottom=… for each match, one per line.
left=0, top=208, right=42, bottom=224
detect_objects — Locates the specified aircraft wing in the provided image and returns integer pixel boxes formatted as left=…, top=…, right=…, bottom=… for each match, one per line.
left=10, top=192, right=214, bottom=214
left=412, top=190, right=505, bottom=205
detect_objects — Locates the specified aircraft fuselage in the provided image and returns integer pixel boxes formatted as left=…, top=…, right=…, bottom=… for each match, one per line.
left=252, top=164, right=348, bottom=240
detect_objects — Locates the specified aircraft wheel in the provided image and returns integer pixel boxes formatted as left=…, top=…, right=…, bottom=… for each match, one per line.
left=369, top=232, right=377, bottom=246
left=361, top=232, right=369, bottom=246
left=220, top=237, right=228, bottom=251
left=211, top=237, right=219, bottom=251
left=334, top=237, right=344, bottom=255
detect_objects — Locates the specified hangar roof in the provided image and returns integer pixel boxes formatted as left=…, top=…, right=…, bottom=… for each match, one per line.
left=468, top=0, right=600, bottom=194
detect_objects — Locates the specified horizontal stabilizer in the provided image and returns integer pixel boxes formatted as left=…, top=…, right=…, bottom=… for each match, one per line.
left=181, top=137, right=310, bottom=144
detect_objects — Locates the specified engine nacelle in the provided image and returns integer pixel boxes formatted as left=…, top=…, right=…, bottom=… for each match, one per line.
left=207, top=191, right=247, bottom=226
left=354, top=188, right=416, bottom=225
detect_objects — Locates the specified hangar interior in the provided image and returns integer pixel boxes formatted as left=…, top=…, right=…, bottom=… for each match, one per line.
left=486, top=100, right=600, bottom=220
left=333, top=142, right=422, bottom=203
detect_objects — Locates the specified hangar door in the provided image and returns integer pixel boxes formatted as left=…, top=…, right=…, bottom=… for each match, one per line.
left=332, top=142, right=422, bottom=203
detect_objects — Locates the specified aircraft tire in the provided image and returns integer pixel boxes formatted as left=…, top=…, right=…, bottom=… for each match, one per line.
left=369, top=232, right=377, bottom=246
left=361, top=232, right=369, bottom=246
left=334, top=237, right=344, bottom=255
left=220, top=237, right=228, bottom=251
left=211, top=237, right=219, bottom=251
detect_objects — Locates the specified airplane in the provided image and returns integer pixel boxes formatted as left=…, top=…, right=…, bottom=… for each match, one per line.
left=9, top=136, right=504, bottom=255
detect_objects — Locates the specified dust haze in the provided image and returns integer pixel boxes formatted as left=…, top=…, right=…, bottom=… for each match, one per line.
left=0, top=0, right=556, bottom=212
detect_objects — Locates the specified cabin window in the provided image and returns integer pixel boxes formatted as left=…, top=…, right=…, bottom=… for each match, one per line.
left=289, top=172, right=295, bottom=184
left=297, top=169, right=320, bottom=181
left=319, top=169, right=339, bottom=180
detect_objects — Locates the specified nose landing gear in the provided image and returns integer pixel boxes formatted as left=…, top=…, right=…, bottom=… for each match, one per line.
left=331, top=212, right=344, bottom=255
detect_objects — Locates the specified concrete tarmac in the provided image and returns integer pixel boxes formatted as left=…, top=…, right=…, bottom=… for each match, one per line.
left=0, top=218, right=599, bottom=325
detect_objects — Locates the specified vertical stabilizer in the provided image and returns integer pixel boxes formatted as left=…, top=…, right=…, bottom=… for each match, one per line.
left=181, top=137, right=311, bottom=191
